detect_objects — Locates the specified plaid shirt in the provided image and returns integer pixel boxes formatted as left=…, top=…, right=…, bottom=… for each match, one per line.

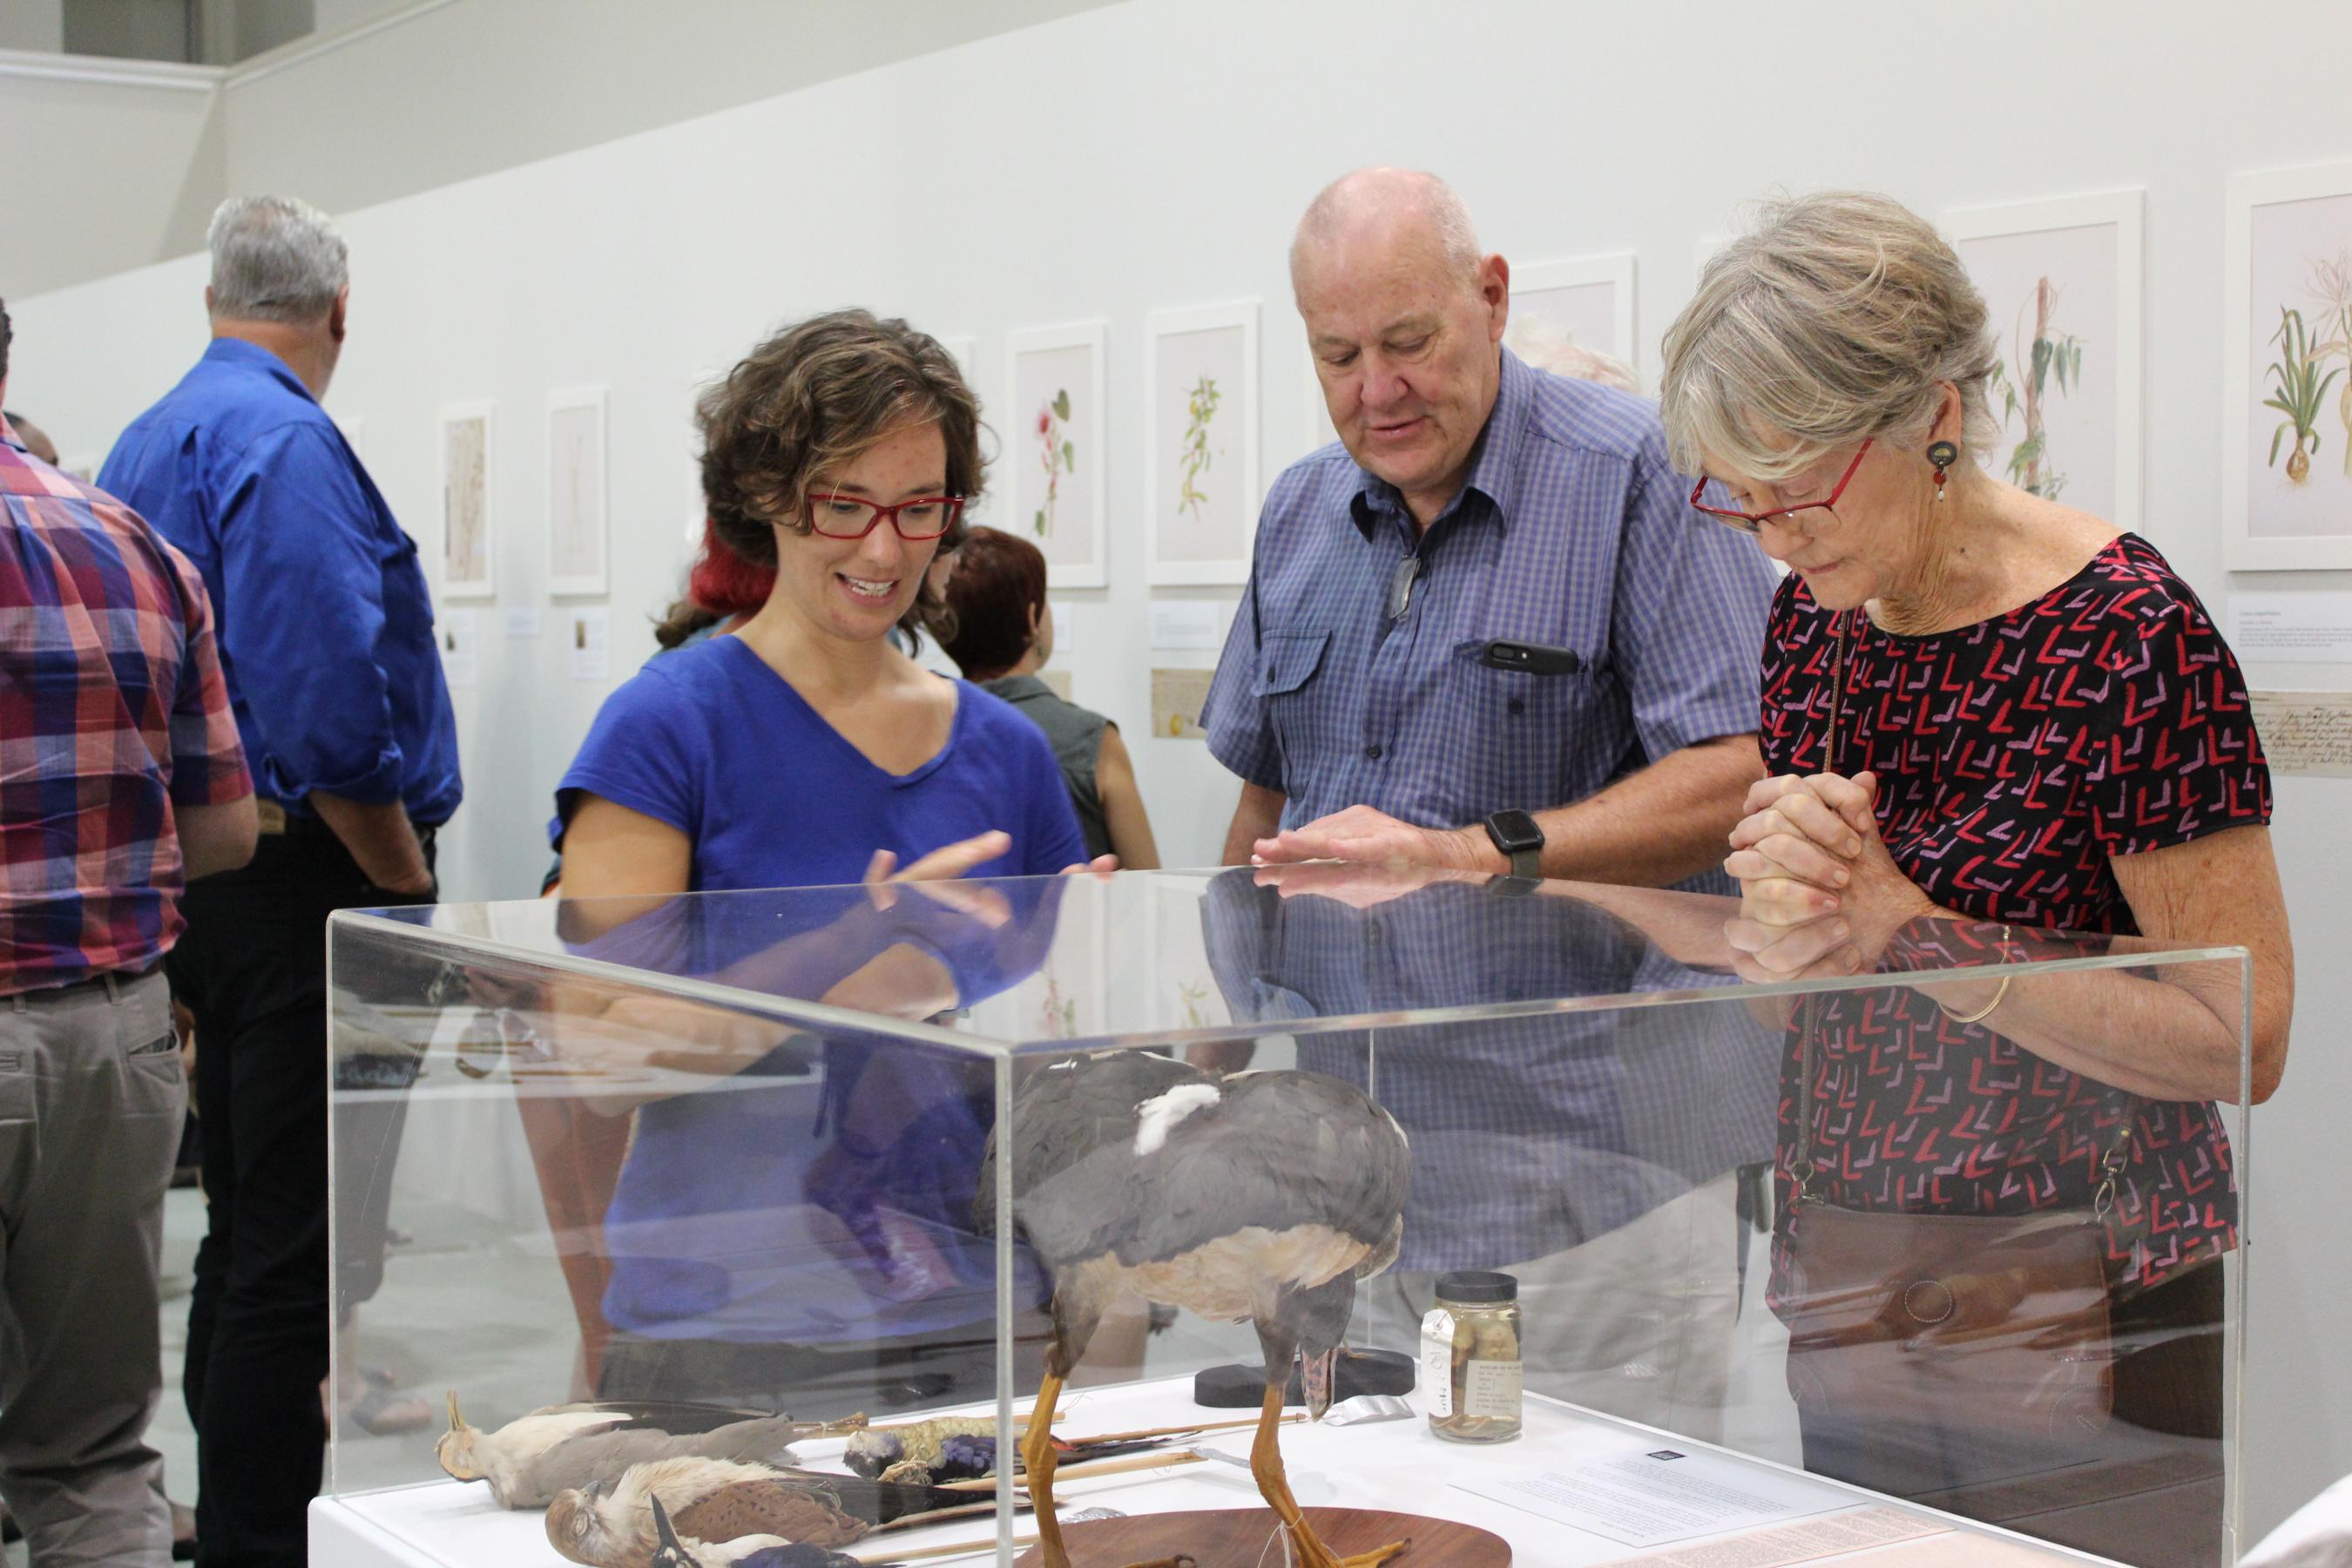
left=1201, top=871, right=1775, bottom=1273
left=1200, top=348, right=1776, bottom=892
left=1, top=423, right=250, bottom=993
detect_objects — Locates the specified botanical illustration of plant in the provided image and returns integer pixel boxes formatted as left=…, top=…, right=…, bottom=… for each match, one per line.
left=1985, top=277, right=2085, bottom=499
left=1176, top=373, right=1221, bottom=520
left=1032, top=388, right=1074, bottom=537
left=1038, top=968, right=1077, bottom=1039
left=2264, top=306, right=2342, bottom=484
left=1176, top=977, right=1210, bottom=1029
left=2304, top=250, right=2352, bottom=477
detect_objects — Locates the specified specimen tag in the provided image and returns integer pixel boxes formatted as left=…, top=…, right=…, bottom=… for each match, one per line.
left=1463, top=1356, right=1523, bottom=1419
left=1421, top=1308, right=1456, bottom=1418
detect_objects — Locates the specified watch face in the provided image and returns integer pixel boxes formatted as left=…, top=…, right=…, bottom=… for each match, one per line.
left=1487, top=809, right=1543, bottom=853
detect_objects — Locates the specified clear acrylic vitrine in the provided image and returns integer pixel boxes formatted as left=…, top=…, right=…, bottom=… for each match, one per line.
left=317, top=866, right=2254, bottom=1568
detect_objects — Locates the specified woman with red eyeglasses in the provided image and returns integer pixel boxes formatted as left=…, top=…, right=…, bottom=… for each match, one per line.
left=556, top=309, right=1092, bottom=900
left=1660, top=193, right=2290, bottom=1567
left=537, top=312, right=1103, bottom=1416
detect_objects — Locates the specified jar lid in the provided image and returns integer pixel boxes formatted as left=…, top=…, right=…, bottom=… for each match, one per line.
left=1436, top=1270, right=1517, bottom=1304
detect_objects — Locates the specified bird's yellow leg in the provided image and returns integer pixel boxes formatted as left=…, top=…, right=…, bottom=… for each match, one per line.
left=1023, top=1373, right=1070, bottom=1568
left=1249, top=1382, right=1409, bottom=1568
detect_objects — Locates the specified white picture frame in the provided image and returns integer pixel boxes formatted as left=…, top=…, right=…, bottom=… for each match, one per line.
left=1006, top=322, right=1108, bottom=588
left=1144, top=301, right=1260, bottom=586
left=437, top=402, right=495, bottom=601
left=1947, top=189, right=2144, bottom=533
left=2226, top=159, right=2352, bottom=571
left=1508, top=253, right=1639, bottom=380
left=545, top=386, right=608, bottom=598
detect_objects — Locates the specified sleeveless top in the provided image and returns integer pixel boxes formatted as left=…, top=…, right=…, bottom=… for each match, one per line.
left=980, top=674, right=1113, bottom=861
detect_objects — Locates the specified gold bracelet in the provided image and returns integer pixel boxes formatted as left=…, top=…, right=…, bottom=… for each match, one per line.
left=1939, top=924, right=2012, bottom=1025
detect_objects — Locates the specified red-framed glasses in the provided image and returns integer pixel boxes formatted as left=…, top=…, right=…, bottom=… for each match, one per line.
left=806, top=492, right=964, bottom=541
left=1690, top=439, right=1872, bottom=534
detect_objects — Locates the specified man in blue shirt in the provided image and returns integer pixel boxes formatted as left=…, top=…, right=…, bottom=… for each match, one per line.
left=100, top=195, right=460, bottom=1568
left=1203, top=168, right=1774, bottom=885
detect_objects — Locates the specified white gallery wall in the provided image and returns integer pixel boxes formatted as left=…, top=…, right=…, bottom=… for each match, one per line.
left=10, top=0, right=2352, bottom=1541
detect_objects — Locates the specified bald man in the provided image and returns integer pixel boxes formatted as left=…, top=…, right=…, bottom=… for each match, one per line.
left=1201, top=168, right=1775, bottom=888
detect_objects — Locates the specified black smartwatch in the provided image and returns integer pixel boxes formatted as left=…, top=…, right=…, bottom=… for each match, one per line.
left=1484, top=808, right=1544, bottom=880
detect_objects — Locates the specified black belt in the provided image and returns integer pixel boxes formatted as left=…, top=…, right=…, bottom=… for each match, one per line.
left=260, top=801, right=438, bottom=848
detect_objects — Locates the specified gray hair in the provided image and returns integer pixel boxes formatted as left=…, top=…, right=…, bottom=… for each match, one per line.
left=1505, top=317, right=1639, bottom=394
left=207, top=195, right=348, bottom=325
left=1291, top=167, right=1483, bottom=293
left=1659, top=191, right=1997, bottom=483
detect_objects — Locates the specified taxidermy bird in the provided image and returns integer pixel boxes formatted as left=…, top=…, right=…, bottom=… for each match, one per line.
left=843, top=1417, right=996, bottom=1478
left=436, top=1395, right=865, bottom=1509
left=977, top=1050, right=1413, bottom=1568
left=846, top=1418, right=1184, bottom=1484
left=547, top=1456, right=1003, bottom=1568
left=645, top=1494, right=862, bottom=1568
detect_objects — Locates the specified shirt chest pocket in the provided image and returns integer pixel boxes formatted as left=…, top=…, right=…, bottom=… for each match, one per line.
left=1255, top=630, right=1333, bottom=770
left=1447, top=638, right=1598, bottom=808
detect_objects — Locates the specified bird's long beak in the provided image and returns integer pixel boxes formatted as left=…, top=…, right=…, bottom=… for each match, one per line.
left=446, top=1390, right=463, bottom=1434
left=1301, top=1347, right=1340, bottom=1422
left=651, top=1494, right=686, bottom=1552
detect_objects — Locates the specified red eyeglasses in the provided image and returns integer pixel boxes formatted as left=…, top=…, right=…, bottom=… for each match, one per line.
left=1689, top=439, right=1872, bottom=533
left=806, top=492, right=964, bottom=541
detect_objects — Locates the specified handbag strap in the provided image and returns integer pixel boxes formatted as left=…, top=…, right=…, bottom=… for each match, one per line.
left=1785, top=607, right=2135, bottom=1209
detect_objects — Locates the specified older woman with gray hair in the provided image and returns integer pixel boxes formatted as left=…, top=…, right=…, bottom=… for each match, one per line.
left=1659, top=192, right=2292, bottom=1566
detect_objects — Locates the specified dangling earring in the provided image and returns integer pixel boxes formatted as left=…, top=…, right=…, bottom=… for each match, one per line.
left=1926, top=440, right=1958, bottom=503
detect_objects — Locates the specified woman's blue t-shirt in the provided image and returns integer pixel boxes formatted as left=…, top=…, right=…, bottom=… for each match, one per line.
left=550, top=633, right=1085, bottom=1345
left=554, top=632, right=1086, bottom=889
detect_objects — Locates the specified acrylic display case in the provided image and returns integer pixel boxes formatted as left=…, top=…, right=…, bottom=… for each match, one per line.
left=315, top=866, right=2254, bottom=1567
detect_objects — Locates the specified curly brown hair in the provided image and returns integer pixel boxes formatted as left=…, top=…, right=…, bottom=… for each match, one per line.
left=697, top=309, right=983, bottom=647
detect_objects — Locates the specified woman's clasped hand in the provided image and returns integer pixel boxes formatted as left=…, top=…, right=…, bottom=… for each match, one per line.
left=1723, top=769, right=1936, bottom=976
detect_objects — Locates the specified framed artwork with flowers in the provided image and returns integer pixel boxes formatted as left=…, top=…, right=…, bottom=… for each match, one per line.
left=1006, top=321, right=1108, bottom=588
left=1505, top=252, right=1639, bottom=383
left=1947, top=189, right=2144, bottom=533
left=1145, top=301, right=1260, bottom=585
left=2227, top=159, right=2352, bottom=571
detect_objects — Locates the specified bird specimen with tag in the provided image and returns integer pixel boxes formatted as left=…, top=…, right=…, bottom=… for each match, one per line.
left=436, top=1395, right=867, bottom=1509
left=977, top=1049, right=1414, bottom=1568
left=544, top=1455, right=1013, bottom=1568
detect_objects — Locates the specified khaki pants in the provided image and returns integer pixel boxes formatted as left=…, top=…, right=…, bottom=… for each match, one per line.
left=1361, top=1173, right=1742, bottom=1443
left=0, top=970, right=184, bottom=1567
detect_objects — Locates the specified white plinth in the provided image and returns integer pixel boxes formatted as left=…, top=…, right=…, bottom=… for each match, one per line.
left=311, top=1375, right=2084, bottom=1566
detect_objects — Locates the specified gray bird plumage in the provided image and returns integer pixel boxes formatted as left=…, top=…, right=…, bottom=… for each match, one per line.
left=979, top=1052, right=1409, bottom=1315
left=977, top=1051, right=1410, bottom=1567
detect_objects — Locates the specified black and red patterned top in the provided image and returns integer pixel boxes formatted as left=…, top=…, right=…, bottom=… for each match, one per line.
left=1763, top=533, right=2271, bottom=1289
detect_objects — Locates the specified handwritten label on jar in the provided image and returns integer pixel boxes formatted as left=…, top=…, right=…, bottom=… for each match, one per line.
left=1463, top=1356, right=1523, bottom=1420
left=1421, top=1309, right=1456, bottom=1418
